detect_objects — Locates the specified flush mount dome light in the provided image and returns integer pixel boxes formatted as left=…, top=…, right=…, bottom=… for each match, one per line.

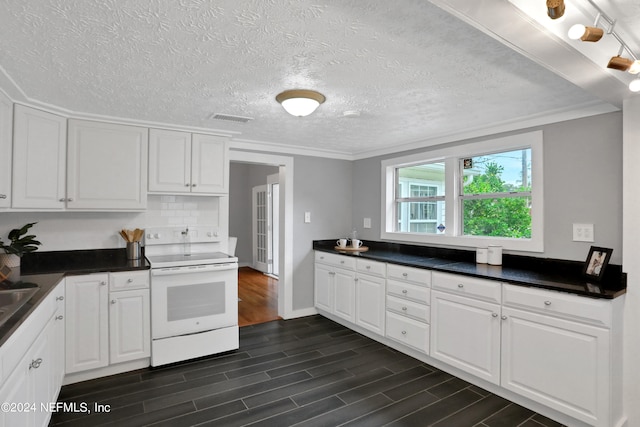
left=276, top=89, right=326, bottom=117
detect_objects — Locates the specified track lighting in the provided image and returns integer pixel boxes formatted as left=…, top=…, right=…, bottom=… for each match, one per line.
left=547, top=1, right=640, bottom=92
left=568, top=24, right=603, bottom=42
left=607, top=56, right=634, bottom=72
left=546, top=0, right=565, bottom=19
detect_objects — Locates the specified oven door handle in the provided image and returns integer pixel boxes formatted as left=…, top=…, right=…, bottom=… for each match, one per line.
left=151, top=263, right=238, bottom=276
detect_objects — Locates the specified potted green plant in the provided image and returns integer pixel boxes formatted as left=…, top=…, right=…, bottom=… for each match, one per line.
left=0, top=222, right=42, bottom=268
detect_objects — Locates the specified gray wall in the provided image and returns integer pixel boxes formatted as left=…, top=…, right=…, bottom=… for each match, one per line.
left=292, top=155, right=353, bottom=309
left=352, top=112, right=623, bottom=264
left=229, top=162, right=279, bottom=265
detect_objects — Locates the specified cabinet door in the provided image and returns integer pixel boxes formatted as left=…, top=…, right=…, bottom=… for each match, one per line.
left=334, top=268, right=356, bottom=323
left=12, top=105, right=67, bottom=209
left=501, top=307, right=609, bottom=426
left=109, top=289, right=151, bottom=364
left=356, top=273, right=385, bottom=336
left=148, top=128, right=192, bottom=193
left=52, top=286, right=66, bottom=394
left=65, top=274, right=109, bottom=373
left=191, top=134, right=228, bottom=194
left=67, top=120, right=148, bottom=209
left=314, top=263, right=333, bottom=312
left=0, top=348, right=31, bottom=427
left=430, top=290, right=501, bottom=385
left=0, top=92, right=12, bottom=208
left=30, top=320, right=54, bottom=427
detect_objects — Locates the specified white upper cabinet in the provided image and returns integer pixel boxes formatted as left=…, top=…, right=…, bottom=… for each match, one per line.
left=191, top=133, right=228, bottom=194
left=149, top=129, right=229, bottom=195
left=12, top=104, right=67, bottom=209
left=0, top=93, right=12, bottom=208
left=67, top=120, right=148, bottom=210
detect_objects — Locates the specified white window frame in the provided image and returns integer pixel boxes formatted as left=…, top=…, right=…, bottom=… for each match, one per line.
left=381, top=131, right=544, bottom=252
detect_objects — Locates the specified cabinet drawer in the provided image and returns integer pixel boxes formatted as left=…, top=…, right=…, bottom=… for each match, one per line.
left=109, top=270, right=150, bottom=291
left=386, top=295, right=430, bottom=323
left=315, top=251, right=356, bottom=270
left=432, top=272, right=501, bottom=304
left=356, top=259, right=385, bottom=277
left=502, top=284, right=613, bottom=328
left=386, top=264, right=431, bottom=286
left=386, top=311, right=429, bottom=354
left=387, top=280, right=430, bottom=305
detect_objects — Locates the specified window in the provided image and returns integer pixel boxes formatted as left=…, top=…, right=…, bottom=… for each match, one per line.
left=381, top=131, right=543, bottom=252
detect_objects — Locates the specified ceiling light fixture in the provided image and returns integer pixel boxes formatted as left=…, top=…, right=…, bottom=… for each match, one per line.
left=276, top=89, right=326, bottom=117
left=549, top=0, right=640, bottom=92
left=546, top=0, right=565, bottom=19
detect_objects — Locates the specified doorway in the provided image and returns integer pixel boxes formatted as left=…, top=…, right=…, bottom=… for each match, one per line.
left=252, top=173, right=280, bottom=277
left=229, top=152, right=293, bottom=325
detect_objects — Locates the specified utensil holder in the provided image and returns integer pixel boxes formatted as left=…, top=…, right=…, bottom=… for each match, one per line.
left=126, top=242, right=141, bottom=260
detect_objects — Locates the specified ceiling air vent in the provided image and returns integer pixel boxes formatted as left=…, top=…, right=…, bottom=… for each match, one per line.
left=210, top=113, right=253, bottom=123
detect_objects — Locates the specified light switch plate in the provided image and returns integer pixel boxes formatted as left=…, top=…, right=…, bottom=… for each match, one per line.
left=304, top=212, right=311, bottom=223
left=573, top=223, right=594, bottom=242
left=363, top=218, right=372, bottom=229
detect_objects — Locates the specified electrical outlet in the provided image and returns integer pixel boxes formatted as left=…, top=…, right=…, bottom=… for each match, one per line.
left=573, top=223, right=594, bottom=242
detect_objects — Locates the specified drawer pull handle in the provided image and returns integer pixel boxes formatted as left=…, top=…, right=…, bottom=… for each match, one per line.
left=492, top=312, right=498, bottom=318
left=401, top=330, right=407, bottom=335
left=56, top=296, right=64, bottom=301
left=111, top=300, right=117, bottom=304
left=501, top=315, right=508, bottom=320
left=402, top=289, right=408, bottom=294
left=366, top=265, right=371, bottom=269
left=402, top=306, right=408, bottom=311
left=402, top=273, right=408, bottom=277
left=127, top=278, right=133, bottom=283
left=340, top=261, right=345, bottom=264
left=100, top=281, right=106, bottom=286
left=354, top=278, right=359, bottom=282
left=458, top=284, right=464, bottom=288
left=329, top=272, right=335, bottom=276
left=56, top=315, right=64, bottom=321
left=0, top=194, right=6, bottom=199
left=29, top=358, right=43, bottom=370
left=544, top=301, right=552, bottom=306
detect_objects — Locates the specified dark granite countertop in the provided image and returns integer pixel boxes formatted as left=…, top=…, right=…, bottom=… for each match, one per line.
left=313, top=240, right=626, bottom=299
left=0, top=248, right=150, bottom=347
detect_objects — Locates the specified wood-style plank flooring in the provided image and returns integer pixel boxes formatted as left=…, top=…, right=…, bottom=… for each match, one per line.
left=50, top=315, right=565, bottom=427
left=238, top=267, right=280, bottom=327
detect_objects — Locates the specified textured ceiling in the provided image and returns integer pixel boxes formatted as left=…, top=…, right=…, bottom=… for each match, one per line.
left=0, top=0, right=636, bottom=157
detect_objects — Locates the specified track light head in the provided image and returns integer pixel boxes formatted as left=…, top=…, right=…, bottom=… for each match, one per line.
left=607, top=56, right=634, bottom=71
left=546, top=0, right=565, bottom=19
left=568, top=24, right=604, bottom=42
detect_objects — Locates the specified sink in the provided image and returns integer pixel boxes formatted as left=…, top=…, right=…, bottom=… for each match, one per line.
left=0, top=288, right=39, bottom=327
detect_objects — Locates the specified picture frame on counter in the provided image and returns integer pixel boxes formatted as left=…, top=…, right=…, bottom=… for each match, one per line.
left=583, top=246, right=613, bottom=281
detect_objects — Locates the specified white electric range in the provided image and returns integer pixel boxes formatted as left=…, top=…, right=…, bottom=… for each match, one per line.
left=144, top=226, right=239, bottom=367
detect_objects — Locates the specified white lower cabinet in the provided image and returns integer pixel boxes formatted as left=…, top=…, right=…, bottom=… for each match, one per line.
left=0, top=283, right=65, bottom=427
left=65, top=274, right=109, bottom=373
left=355, top=259, right=386, bottom=336
left=333, top=268, right=356, bottom=323
left=66, top=270, right=150, bottom=375
left=430, top=290, right=501, bottom=384
left=501, top=285, right=618, bottom=427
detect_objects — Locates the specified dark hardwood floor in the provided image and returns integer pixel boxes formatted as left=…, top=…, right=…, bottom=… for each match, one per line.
left=50, top=315, right=564, bottom=427
left=238, top=267, right=279, bottom=327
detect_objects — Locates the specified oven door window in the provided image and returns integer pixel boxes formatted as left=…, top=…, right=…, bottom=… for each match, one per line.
left=167, top=281, right=225, bottom=321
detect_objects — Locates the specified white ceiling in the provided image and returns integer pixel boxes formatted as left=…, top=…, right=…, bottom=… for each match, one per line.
left=0, top=0, right=638, bottom=158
